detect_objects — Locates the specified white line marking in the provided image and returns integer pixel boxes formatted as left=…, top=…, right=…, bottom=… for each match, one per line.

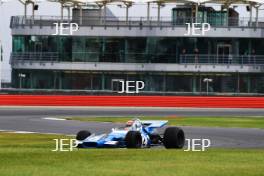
left=11, top=131, right=36, bottom=134
left=43, top=117, right=66, bottom=121
left=0, top=129, right=74, bottom=136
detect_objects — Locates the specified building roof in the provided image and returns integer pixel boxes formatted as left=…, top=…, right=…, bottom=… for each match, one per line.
left=76, top=0, right=264, bottom=3
left=1, top=0, right=263, bottom=5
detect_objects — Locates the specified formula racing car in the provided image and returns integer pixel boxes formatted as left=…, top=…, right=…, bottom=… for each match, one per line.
left=76, top=118, right=185, bottom=149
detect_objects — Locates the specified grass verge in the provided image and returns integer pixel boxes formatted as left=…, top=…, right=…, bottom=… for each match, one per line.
left=66, top=116, right=264, bottom=129
left=0, top=132, right=264, bottom=176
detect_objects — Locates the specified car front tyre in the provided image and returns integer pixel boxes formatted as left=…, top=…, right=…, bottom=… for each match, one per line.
left=125, top=131, right=142, bottom=148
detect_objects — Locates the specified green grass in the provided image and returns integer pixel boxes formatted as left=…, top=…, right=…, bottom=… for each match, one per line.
left=65, top=116, right=264, bottom=129
left=0, top=132, right=264, bottom=176
left=0, top=133, right=264, bottom=176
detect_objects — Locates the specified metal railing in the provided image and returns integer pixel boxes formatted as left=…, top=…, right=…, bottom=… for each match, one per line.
left=11, top=52, right=264, bottom=65
left=179, top=54, right=264, bottom=65
left=10, top=15, right=264, bottom=28
left=11, top=52, right=59, bottom=62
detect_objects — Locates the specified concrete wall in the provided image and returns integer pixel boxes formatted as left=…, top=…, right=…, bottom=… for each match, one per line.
left=11, top=61, right=264, bottom=73
left=12, top=25, right=264, bottom=38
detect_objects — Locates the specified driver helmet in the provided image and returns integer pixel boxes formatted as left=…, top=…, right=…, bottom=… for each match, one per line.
left=126, top=120, right=134, bottom=127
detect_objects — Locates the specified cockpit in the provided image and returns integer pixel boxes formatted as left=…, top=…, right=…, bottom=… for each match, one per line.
left=125, top=118, right=143, bottom=131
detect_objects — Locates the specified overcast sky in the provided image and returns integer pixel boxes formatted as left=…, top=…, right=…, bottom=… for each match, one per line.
left=0, top=1, right=263, bottom=82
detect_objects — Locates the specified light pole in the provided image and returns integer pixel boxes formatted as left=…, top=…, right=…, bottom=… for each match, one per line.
left=203, top=78, right=213, bottom=95
left=18, top=73, right=26, bottom=89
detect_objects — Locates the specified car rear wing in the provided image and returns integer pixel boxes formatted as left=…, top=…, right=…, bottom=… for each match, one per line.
left=142, top=120, right=168, bottom=128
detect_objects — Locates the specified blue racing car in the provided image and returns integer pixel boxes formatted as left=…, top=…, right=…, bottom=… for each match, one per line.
left=76, top=118, right=185, bottom=149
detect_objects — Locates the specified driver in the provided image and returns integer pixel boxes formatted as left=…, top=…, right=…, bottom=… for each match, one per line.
left=125, top=118, right=142, bottom=131
left=126, top=120, right=134, bottom=127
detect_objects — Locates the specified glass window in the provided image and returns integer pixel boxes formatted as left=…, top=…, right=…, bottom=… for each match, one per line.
left=126, top=38, right=147, bottom=63
left=58, top=37, right=72, bottom=61
left=147, top=38, right=177, bottom=63
left=103, top=38, right=124, bottom=62
left=13, top=36, right=25, bottom=52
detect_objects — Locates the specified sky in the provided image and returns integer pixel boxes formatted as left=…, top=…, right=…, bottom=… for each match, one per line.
left=0, top=1, right=263, bottom=82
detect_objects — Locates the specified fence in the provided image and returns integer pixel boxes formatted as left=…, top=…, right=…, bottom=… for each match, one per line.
left=10, top=16, right=264, bottom=28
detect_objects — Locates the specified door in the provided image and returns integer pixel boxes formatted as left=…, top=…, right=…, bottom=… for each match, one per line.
left=111, top=79, right=124, bottom=92
left=217, top=44, right=231, bottom=64
left=34, top=42, right=42, bottom=61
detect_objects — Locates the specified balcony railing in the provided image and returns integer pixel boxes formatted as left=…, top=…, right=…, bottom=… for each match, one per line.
left=179, top=54, right=264, bottom=65
left=10, top=15, right=264, bottom=28
left=11, top=52, right=59, bottom=62
left=11, top=52, right=264, bottom=65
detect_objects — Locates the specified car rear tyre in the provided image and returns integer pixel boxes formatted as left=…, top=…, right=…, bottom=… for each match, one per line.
left=163, top=127, right=185, bottom=149
left=76, top=130, right=91, bottom=140
left=125, top=131, right=142, bottom=148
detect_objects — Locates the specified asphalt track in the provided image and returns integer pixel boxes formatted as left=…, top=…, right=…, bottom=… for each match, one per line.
left=0, top=106, right=264, bottom=148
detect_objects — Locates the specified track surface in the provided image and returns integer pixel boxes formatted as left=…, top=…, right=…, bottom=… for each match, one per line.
left=0, top=106, right=264, bottom=148
left=1, top=106, right=264, bottom=116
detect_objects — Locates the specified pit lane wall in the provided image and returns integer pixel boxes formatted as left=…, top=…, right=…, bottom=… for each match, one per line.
left=0, top=95, right=263, bottom=108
